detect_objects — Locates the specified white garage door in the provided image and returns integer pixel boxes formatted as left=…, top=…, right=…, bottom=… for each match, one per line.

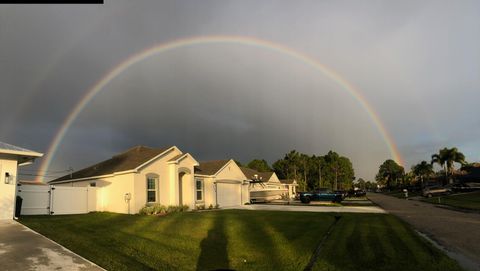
left=217, top=183, right=241, bottom=207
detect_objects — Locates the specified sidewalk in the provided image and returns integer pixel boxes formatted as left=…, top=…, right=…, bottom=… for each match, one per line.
left=0, top=220, right=103, bottom=271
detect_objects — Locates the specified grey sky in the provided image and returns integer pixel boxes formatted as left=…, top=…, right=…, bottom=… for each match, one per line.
left=1, top=0, right=479, bottom=181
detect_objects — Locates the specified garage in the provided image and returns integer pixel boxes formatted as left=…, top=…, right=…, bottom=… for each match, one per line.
left=216, top=181, right=241, bottom=207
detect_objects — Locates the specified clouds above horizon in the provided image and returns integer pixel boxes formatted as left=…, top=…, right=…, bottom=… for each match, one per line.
left=1, top=0, right=479, bottom=180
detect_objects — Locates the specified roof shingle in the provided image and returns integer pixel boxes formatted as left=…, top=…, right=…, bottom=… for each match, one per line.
left=240, top=167, right=274, bottom=181
left=194, top=160, right=230, bottom=176
left=50, top=146, right=171, bottom=183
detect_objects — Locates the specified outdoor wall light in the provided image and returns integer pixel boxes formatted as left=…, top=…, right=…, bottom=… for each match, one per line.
left=5, top=172, right=11, bottom=184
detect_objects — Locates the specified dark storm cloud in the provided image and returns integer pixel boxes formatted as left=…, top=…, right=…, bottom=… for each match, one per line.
left=1, top=0, right=480, bottom=180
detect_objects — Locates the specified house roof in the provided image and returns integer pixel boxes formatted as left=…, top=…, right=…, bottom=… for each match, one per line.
left=240, top=167, right=274, bottom=182
left=50, top=146, right=171, bottom=183
left=194, top=160, right=230, bottom=176
left=0, top=141, right=43, bottom=162
left=279, top=179, right=297, bottom=185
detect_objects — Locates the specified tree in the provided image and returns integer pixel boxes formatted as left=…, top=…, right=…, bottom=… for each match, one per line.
left=411, top=161, right=434, bottom=187
left=272, top=150, right=354, bottom=191
left=247, top=159, right=272, bottom=172
left=376, top=159, right=404, bottom=189
left=356, top=178, right=366, bottom=190
left=431, top=147, right=466, bottom=184
left=365, top=181, right=377, bottom=191
left=273, top=150, right=305, bottom=190
left=322, top=151, right=354, bottom=190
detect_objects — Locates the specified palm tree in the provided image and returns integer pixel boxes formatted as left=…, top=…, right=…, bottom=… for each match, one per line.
left=431, top=147, right=466, bottom=184
left=412, top=161, right=434, bottom=187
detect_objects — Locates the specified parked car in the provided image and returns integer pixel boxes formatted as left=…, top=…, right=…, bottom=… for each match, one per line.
left=299, top=191, right=343, bottom=203
left=347, top=189, right=366, bottom=197
left=422, top=186, right=451, bottom=198
left=334, top=190, right=347, bottom=198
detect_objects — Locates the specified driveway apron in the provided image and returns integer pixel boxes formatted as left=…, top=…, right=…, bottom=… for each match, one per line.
left=0, top=220, right=103, bottom=271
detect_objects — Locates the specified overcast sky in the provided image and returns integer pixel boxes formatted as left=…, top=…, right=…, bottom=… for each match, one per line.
left=1, top=0, right=479, bottom=181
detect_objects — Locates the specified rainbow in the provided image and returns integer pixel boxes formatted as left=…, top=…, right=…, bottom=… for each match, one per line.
left=37, top=35, right=404, bottom=182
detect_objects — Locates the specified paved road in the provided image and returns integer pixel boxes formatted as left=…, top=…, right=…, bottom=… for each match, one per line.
left=368, top=193, right=480, bottom=271
left=228, top=203, right=386, bottom=213
left=0, top=220, right=103, bottom=271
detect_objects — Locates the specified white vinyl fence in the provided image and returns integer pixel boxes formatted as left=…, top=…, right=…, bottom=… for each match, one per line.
left=17, top=184, right=97, bottom=215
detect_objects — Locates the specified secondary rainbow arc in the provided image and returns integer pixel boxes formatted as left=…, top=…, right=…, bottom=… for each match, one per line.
left=37, top=35, right=404, bottom=182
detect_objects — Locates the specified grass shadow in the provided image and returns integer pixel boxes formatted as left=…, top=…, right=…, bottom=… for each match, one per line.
left=196, top=213, right=229, bottom=271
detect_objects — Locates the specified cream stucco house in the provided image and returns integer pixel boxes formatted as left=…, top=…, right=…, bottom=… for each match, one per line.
left=241, top=167, right=298, bottom=202
left=0, top=141, right=43, bottom=220
left=194, top=160, right=250, bottom=207
left=50, top=146, right=249, bottom=214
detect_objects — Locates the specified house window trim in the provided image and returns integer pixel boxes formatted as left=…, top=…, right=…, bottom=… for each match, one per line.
left=146, top=175, right=159, bottom=204
left=195, top=178, right=204, bottom=202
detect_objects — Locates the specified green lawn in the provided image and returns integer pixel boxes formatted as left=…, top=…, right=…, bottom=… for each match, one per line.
left=20, top=210, right=462, bottom=271
left=422, top=191, right=480, bottom=211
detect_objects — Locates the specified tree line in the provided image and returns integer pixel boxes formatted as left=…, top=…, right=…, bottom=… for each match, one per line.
left=240, top=150, right=355, bottom=191
left=376, top=147, right=467, bottom=189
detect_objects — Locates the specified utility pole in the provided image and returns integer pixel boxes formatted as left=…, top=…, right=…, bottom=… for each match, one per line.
left=303, top=159, right=307, bottom=190
left=318, top=160, right=322, bottom=189
left=69, top=167, right=73, bottom=179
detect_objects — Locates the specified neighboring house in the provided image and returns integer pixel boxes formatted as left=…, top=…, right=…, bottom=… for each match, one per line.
left=50, top=146, right=249, bottom=214
left=194, top=160, right=250, bottom=207
left=457, top=163, right=480, bottom=183
left=0, top=141, right=43, bottom=220
left=240, top=167, right=294, bottom=202
left=279, top=179, right=298, bottom=199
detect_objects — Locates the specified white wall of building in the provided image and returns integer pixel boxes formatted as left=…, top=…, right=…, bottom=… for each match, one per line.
left=0, top=156, right=19, bottom=219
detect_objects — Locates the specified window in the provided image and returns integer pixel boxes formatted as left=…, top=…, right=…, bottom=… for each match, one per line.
left=147, top=176, right=158, bottom=203
left=195, top=178, right=204, bottom=201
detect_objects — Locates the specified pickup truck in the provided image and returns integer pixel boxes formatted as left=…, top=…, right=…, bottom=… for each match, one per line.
left=299, top=191, right=343, bottom=203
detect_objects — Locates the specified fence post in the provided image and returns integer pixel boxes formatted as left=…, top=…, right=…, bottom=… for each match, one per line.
left=49, top=185, right=55, bottom=215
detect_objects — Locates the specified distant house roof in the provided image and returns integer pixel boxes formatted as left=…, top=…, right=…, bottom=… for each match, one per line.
left=194, top=160, right=230, bottom=176
left=50, top=146, right=171, bottom=183
left=240, top=167, right=274, bottom=182
left=0, top=141, right=43, bottom=165
left=279, top=179, right=297, bottom=185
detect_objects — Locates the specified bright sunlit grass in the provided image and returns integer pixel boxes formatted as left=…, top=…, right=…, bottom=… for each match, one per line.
left=20, top=210, right=462, bottom=271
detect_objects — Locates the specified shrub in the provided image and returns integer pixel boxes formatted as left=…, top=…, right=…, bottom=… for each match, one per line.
left=208, top=204, right=213, bottom=210
left=214, top=204, right=220, bottom=209
left=139, top=204, right=189, bottom=215
left=196, top=204, right=205, bottom=210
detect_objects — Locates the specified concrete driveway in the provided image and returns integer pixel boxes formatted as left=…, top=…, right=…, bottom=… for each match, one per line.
left=0, top=220, right=103, bottom=271
left=228, top=203, right=386, bottom=213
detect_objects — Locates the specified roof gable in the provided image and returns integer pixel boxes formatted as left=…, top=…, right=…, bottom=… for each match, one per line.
left=194, top=160, right=230, bottom=176
left=240, top=167, right=277, bottom=183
